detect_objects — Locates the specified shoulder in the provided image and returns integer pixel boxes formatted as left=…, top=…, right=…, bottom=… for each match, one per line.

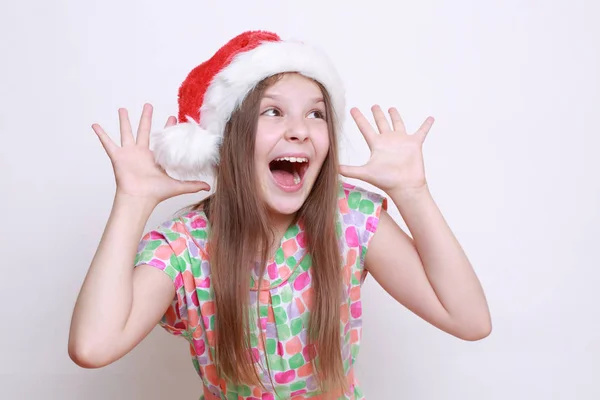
left=338, top=180, right=388, bottom=219
left=136, top=208, right=210, bottom=267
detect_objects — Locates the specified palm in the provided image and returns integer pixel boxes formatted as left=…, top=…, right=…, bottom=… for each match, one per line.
left=92, top=104, right=210, bottom=204
left=340, top=105, right=433, bottom=193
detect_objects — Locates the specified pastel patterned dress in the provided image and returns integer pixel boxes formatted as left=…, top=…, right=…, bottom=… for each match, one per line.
left=134, top=182, right=386, bottom=399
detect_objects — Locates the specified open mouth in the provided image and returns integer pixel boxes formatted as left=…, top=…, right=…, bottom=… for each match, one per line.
left=269, top=156, right=309, bottom=188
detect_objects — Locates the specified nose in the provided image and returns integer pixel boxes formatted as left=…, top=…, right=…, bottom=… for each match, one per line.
left=283, top=116, right=309, bottom=142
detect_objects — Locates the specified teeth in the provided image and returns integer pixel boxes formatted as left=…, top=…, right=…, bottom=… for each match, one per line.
left=274, top=156, right=308, bottom=163
left=293, top=171, right=301, bottom=185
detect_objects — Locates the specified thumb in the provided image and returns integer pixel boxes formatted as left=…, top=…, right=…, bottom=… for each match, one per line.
left=176, top=180, right=211, bottom=194
left=339, top=164, right=367, bottom=180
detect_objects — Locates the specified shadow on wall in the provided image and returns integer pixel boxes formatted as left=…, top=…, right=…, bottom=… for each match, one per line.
left=42, top=331, right=198, bottom=399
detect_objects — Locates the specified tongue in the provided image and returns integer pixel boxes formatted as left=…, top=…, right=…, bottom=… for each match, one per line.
left=272, top=170, right=298, bottom=186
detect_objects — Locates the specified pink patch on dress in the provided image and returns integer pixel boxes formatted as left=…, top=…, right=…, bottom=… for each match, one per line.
left=191, top=290, right=199, bottom=307
left=173, top=273, right=184, bottom=289
left=277, top=341, right=284, bottom=356
left=303, top=344, right=316, bottom=361
left=294, top=272, right=310, bottom=291
left=151, top=259, right=166, bottom=269
left=366, top=216, right=378, bottom=233
left=296, top=231, right=306, bottom=248
left=345, top=227, right=359, bottom=247
left=268, top=262, right=278, bottom=280
left=194, top=339, right=206, bottom=355
left=262, top=394, right=275, bottom=400
left=251, top=348, right=260, bottom=363
left=198, top=277, right=210, bottom=288
left=274, top=370, right=296, bottom=384
left=260, top=317, right=267, bottom=330
left=351, top=301, right=362, bottom=318
left=291, top=389, right=307, bottom=397
left=149, top=231, right=165, bottom=240
left=191, top=217, right=207, bottom=229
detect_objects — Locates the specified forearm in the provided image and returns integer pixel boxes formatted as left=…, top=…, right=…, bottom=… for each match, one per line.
left=69, top=193, right=156, bottom=349
left=389, top=185, right=491, bottom=333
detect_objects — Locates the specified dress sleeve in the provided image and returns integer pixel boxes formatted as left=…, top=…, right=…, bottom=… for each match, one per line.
left=339, top=182, right=388, bottom=281
left=134, top=218, right=191, bottom=336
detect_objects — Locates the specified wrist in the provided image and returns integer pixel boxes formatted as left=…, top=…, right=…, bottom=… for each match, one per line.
left=113, top=191, right=158, bottom=217
left=387, top=183, right=431, bottom=203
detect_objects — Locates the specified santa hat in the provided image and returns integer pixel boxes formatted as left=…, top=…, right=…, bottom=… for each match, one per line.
left=150, top=30, right=345, bottom=181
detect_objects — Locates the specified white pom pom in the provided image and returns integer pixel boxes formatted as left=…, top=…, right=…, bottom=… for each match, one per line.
left=150, top=119, right=222, bottom=181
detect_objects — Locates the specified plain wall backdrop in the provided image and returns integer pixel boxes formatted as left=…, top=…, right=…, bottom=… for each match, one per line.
left=1, top=0, right=598, bottom=399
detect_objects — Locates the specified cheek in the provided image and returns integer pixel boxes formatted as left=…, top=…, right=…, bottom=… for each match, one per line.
left=314, top=129, right=330, bottom=162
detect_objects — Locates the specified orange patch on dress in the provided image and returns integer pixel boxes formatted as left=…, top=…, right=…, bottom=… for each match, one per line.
left=282, top=239, right=298, bottom=258
left=298, top=362, right=313, bottom=377
left=350, top=286, right=361, bottom=301
left=301, top=288, right=314, bottom=310
left=171, top=237, right=187, bottom=255
left=187, top=308, right=199, bottom=327
left=351, top=329, right=360, bottom=344
left=163, top=305, right=177, bottom=326
left=202, top=301, right=215, bottom=316
left=267, top=306, right=275, bottom=323
left=171, top=221, right=188, bottom=234
left=338, top=197, right=349, bottom=213
left=340, top=303, right=349, bottom=324
left=285, top=336, right=302, bottom=354
left=155, top=245, right=173, bottom=260
left=278, top=266, right=291, bottom=279
left=206, top=330, right=215, bottom=347
left=346, top=248, right=357, bottom=267
left=204, top=364, right=219, bottom=385
left=295, top=297, right=305, bottom=314
left=183, top=270, right=195, bottom=291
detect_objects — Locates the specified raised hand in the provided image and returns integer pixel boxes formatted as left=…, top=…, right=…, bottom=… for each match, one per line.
left=92, top=104, right=210, bottom=204
left=339, top=105, right=434, bottom=194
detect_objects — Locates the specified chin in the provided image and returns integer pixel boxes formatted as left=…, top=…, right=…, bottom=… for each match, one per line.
left=263, top=191, right=309, bottom=218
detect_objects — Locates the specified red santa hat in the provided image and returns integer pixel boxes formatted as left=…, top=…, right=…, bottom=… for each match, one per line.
left=150, top=30, right=346, bottom=181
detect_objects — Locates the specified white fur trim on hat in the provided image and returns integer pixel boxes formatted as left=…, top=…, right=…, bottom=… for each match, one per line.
left=200, top=40, right=345, bottom=142
left=150, top=118, right=221, bottom=181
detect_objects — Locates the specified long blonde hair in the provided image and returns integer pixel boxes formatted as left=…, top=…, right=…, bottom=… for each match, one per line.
left=198, top=73, right=346, bottom=393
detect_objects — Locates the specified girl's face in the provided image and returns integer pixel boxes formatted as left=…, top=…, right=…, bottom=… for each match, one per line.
left=255, top=73, right=330, bottom=218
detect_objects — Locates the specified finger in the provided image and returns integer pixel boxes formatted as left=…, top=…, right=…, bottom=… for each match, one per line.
left=388, top=107, right=407, bottom=134
left=372, top=105, right=391, bottom=134
left=164, top=115, right=177, bottom=128
left=350, top=108, right=377, bottom=149
left=118, top=108, right=135, bottom=147
left=416, top=117, right=435, bottom=141
left=338, top=164, right=368, bottom=181
left=136, top=103, right=153, bottom=147
left=91, top=123, right=118, bottom=157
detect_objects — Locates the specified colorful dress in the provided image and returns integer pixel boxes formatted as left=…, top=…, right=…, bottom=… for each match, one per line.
left=134, top=181, right=387, bottom=399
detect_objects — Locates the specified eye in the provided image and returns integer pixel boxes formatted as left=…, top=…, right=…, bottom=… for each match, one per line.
left=262, top=108, right=281, bottom=117
left=308, top=110, right=326, bottom=119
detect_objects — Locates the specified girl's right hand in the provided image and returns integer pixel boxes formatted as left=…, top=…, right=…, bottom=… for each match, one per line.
left=92, top=104, right=210, bottom=205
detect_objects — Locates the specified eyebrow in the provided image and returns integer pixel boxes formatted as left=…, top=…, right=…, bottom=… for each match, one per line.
left=262, top=93, right=325, bottom=103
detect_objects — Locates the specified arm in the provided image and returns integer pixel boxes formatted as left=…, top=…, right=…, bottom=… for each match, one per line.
left=68, top=194, right=174, bottom=368
left=340, top=105, right=491, bottom=340
left=365, top=186, right=491, bottom=341
left=68, top=105, right=209, bottom=367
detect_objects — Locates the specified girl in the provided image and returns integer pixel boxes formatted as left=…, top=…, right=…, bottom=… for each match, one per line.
left=69, top=31, right=491, bottom=399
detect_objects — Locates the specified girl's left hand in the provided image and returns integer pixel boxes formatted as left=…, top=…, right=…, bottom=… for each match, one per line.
left=339, top=105, right=435, bottom=194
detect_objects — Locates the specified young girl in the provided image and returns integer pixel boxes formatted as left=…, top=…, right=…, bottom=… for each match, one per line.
left=69, top=31, right=491, bottom=399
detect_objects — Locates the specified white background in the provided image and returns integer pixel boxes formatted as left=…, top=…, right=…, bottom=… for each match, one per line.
left=1, top=0, right=598, bottom=399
